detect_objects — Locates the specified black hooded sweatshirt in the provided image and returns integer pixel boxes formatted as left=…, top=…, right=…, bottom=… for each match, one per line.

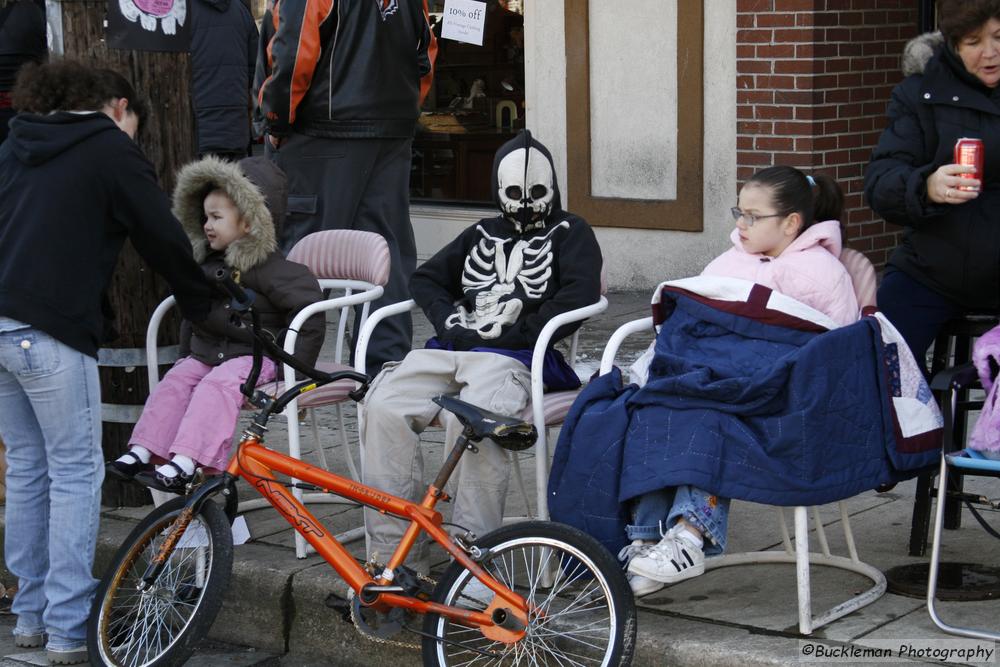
left=0, top=111, right=212, bottom=357
left=409, top=131, right=602, bottom=389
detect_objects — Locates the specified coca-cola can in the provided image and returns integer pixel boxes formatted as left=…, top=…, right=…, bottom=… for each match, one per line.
left=954, top=137, right=983, bottom=192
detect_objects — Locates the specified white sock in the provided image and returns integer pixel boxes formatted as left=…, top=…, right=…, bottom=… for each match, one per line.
left=157, top=455, right=195, bottom=478
left=118, top=446, right=151, bottom=464
left=676, top=527, right=703, bottom=550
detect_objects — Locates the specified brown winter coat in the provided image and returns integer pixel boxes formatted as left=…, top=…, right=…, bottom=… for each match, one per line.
left=172, top=156, right=324, bottom=367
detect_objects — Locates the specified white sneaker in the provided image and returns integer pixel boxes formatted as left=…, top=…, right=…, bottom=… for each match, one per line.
left=618, top=540, right=665, bottom=597
left=627, top=572, right=665, bottom=597
left=627, top=525, right=705, bottom=585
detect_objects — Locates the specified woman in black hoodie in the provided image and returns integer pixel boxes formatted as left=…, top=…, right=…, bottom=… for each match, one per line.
left=864, top=0, right=1000, bottom=371
left=0, top=60, right=212, bottom=665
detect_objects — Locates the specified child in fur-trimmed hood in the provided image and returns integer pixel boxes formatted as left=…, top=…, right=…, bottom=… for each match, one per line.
left=107, top=155, right=325, bottom=492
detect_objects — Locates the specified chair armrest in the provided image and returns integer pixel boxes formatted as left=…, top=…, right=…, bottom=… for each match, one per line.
left=146, top=296, right=178, bottom=393
left=930, top=362, right=979, bottom=393
left=599, top=316, right=654, bottom=376
left=282, top=286, right=386, bottom=385
left=529, top=296, right=609, bottom=399
left=354, top=299, right=418, bottom=375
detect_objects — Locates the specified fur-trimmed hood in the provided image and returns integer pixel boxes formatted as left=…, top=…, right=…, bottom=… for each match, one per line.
left=172, top=156, right=285, bottom=272
left=902, top=31, right=943, bottom=77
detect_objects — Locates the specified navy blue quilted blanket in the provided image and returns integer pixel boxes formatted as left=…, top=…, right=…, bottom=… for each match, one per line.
left=549, top=278, right=942, bottom=555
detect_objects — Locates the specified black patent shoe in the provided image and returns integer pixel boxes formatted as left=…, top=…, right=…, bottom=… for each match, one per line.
left=134, top=461, right=195, bottom=493
left=106, top=451, right=150, bottom=481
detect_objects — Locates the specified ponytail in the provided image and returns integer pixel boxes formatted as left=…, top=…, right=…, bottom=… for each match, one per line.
left=810, top=173, right=843, bottom=226
left=746, top=165, right=844, bottom=233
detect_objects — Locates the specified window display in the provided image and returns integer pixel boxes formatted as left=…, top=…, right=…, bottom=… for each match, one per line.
left=413, top=0, right=525, bottom=204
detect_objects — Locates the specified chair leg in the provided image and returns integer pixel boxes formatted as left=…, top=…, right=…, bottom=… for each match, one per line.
left=534, top=424, right=550, bottom=523
left=310, top=408, right=330, bottom=472
left=509, top=451, right=533, bottom=520
left=909, top=472, right=933, bottom=557
left=927, top=455, right=1000, bottom=641
left=794, top=506, right=812, bottom=635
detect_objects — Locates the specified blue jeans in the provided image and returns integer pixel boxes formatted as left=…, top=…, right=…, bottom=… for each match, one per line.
left=627, top=485, right=730, bottom=556
left=0, top=318, right=103, bottom=650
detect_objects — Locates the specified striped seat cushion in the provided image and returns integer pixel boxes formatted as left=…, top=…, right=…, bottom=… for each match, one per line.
left=521, top=389, right=582, bottom=425
left=287, top=230, right=390, bottom=285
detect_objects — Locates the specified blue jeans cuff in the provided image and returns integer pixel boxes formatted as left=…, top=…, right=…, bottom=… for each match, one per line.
left=625, top=523, right=663, bottom=541
left=46, top=637, right=87, bottom=652
left=13, top=623, right=45, bottom=637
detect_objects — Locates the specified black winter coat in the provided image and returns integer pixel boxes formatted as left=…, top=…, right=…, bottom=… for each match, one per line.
left=190, top=0, right=258, bottom=156
left=255, top=0, right=434, bottom=139
left=0, top=0, right=46, bottom=144
left=864, top=35, right=1000, bottom=309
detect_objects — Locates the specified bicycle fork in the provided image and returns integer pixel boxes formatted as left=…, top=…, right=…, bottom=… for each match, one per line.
left=138, top=475, right=237, bottom=589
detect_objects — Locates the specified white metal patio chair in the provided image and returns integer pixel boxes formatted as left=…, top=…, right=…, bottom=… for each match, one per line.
left=354, top=286, right=608, bottom=524
left=597, top=248, right=886, bottom=635
left=145, top=229, right=389, bottom=557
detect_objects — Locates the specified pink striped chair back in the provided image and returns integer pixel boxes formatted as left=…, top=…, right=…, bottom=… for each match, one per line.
left=288, top=230, right=391, bottom=286
left=839, top=247, right=877, bottom=309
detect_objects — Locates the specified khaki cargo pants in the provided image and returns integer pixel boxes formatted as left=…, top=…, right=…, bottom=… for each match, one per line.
left=362, top=349, right=531, bottom=572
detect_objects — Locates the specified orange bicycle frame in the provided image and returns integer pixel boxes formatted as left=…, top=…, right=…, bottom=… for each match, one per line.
left=224, top=434, right=529, bottom=633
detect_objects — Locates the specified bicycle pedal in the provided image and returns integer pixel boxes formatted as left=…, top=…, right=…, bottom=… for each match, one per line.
left=324, top=592, right=353, bottom=623
left=394, top=565, right=434, bottom=600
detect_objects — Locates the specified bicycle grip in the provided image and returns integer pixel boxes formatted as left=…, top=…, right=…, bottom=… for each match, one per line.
left=214, top=268, right=254, bottom=310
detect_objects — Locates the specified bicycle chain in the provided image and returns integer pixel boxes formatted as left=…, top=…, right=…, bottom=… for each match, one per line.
left=347, top=570, right=438, bottom=651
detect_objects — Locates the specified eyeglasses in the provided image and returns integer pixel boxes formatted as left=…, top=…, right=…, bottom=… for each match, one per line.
left=730, top=207, right=784, bottom=227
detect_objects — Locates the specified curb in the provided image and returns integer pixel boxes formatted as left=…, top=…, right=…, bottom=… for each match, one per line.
left=0, top=510, right=813, bottom=666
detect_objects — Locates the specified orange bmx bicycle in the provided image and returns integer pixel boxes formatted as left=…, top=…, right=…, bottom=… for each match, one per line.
left=88, top=270, right=637, bottom=666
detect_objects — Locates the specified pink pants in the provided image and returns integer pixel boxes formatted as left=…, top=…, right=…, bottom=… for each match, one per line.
left=130, top=356, right=276, bottom=471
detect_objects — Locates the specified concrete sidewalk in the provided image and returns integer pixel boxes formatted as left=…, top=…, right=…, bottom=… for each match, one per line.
left=2, top=291, right=999, bottom=666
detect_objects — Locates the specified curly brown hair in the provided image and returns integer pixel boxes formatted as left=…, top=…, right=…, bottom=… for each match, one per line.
left=938, top=0, right=1000, bottom=47
left=11, top=59, right=148, bottom=126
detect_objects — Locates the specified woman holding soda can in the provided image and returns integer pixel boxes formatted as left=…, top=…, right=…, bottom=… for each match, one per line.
left=864, top=0, right=1000, bottom=371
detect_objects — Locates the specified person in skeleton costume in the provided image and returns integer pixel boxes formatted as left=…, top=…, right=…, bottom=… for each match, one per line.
left=362, top=130, right=602, bottom=571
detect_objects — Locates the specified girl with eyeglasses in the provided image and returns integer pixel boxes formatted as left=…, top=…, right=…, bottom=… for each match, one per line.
left=621, top=165, right=861, bottom=598
left=701, top=165, right=859, bottom=327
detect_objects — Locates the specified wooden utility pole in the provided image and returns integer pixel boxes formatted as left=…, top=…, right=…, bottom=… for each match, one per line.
left=59, top=0, right=195, bottom=506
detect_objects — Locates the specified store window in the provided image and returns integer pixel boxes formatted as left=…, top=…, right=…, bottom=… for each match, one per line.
left=412, top=0, right=525, bottom=205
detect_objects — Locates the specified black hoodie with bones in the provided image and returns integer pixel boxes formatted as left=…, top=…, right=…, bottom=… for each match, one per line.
left=409, top=131, right=602, bottom=388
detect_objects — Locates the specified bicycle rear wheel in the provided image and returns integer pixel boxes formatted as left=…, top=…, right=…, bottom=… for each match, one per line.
left=88, top=496, right=233, bottom=667
left=422, top=521, right=636, bottom=666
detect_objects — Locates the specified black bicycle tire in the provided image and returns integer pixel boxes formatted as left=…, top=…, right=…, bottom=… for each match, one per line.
left=421, top=521, right=637, bottom=666
left=88, top=496, right=233, bottom=667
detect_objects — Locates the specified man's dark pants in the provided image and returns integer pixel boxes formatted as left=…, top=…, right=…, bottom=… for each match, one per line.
left=269, top=133, right=416, bottom=373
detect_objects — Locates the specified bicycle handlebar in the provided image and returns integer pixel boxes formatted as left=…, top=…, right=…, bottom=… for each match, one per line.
left=212, top=269, right=369, bottom=405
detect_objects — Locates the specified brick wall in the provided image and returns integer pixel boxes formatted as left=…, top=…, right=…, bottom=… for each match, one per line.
left=736, top=0, right=919, bottom=267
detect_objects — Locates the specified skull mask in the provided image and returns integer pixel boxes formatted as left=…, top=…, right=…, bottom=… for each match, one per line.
left=496, top=146, right=556, bottom=232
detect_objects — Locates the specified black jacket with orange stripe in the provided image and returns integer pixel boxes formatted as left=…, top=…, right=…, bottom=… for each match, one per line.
left=255, top=0, right=435, bottom=140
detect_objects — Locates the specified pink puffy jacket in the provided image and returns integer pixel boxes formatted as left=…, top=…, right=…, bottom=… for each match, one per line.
left=701, top=220, right=860, bottom=327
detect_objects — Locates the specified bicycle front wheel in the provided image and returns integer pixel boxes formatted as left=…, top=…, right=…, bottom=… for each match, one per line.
left=422, top=521, right=637, bottom=666
left=88, top=496, right=234, bottom=667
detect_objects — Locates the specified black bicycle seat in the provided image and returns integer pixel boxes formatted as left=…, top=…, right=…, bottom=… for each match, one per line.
left=432, top=395, right=537, bottom=451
